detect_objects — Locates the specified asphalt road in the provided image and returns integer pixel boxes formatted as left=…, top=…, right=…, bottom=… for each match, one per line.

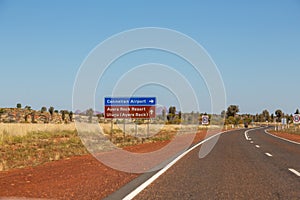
left=109, top=128, right=300, bottom=200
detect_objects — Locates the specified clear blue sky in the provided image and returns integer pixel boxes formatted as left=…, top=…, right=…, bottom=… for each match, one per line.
left=0, top=0, right=300, bottom=114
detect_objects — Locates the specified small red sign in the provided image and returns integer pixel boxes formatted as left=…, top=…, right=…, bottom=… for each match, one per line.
left=293, top=114, right=300, bottom=124
left=104, top=106, right=156, bottom=119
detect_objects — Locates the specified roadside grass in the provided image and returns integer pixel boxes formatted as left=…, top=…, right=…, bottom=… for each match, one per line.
left=0, top=128, right=179, bottom=171
left=0, top=123, right=76, bottom=136
left=0, top=130, right=88, bottom=171
left=270, top=126, right=300, bottom=135
left=0, top=123, right=226, bottom=171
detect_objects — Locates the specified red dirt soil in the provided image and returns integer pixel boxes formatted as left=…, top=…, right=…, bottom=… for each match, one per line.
left=268, top=131, right=300, bottom=143
left=0, top=131, right=211, bottom=200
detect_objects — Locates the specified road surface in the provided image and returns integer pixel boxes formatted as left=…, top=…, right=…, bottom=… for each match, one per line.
left=107, top=127, right=300, bottom=199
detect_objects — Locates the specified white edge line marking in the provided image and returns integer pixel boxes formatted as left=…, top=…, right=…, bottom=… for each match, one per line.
left=264, top=130, right=300, bottom=145
left=288, top=168, right=300, bottom=177
left=255, top=145, right=260, bottom=148
left=265, top=153, right=273, bottom=157
left=123, top=128, right=244, bottom=200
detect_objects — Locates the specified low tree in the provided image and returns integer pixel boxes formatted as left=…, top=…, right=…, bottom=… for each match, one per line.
left=96, top=113, right=102, bottom=119
left=24, top=114, right=28, bottom=122
left=295, top=109, right=300, bottom=114
left=25, top=105, right=31, bottom=110
left=0, top=109, right=4, bottom=119
left=226, top=116, right=235, bottom=125
left=243, top=116, right=252, bottom=125
left=270, top=114, right=274, bottom=122
left=41, top=106, right=47, bottom=113
left=31, top=112, right=36, bottom=123
left=226, top=105, right=239, bottom=118
left=286, top=114, right=293, bottom=124
left=258, top=113, right=265, bottom=122
left=16, top=103, right=22, bottom=109
left=69, top=111, right=73, bottom=122
left=178, top=111, right=182, bottom=120
left=275, top=109, right=283, bottom=122
left=48, top=106, right=54, bottom=116
left=162, top=109, right=166, bottom=120
left=221, top=110, right=226, bottom=118
left=86, top=108, right=94, bottom=123
left=167, top=106, right=176, bottom=123
left=254, top=113, right=258, bottom=122
left=61, top=110, right=66, bottom=121
left=261, top=109, right=270, bottom=122
left=234, top=116, right=242, bottom=126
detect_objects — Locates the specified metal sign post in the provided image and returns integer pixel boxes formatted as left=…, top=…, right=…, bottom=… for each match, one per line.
left=135, top=122, right=138, bottom=137
left=293, top=114, right=300, bottom=131
left=123, top=119, right=126, bottom=143
left=110, top=120, right=113, bottom=141
left=281, top=118, right=287, bottom=130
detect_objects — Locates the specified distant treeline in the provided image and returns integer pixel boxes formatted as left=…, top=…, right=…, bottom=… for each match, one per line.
left=1, top=103, right=299, bottom=125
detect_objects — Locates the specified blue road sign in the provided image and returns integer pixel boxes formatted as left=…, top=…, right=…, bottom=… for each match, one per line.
left=105, top=97, right=156, bottom=106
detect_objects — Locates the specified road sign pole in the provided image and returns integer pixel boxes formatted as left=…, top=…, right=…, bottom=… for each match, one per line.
left=123, top=119, right=126, bottom=143
left=147, top=120, right=150, bottom=138
left=135, top=122, right=137, bottom=137
left=110, top=120, right=113, bottom=141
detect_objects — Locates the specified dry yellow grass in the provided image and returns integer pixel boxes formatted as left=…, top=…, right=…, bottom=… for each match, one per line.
left=0, top=122, right=239, bottom=138
left=0, top=123, right=76, bottom=136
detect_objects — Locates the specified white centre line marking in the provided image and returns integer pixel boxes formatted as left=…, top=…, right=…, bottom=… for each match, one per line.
left=265, top=153, right=273, bottom=157
left=288, top=168, right=300, bottom=177
left=250, top=141, right=254, bottom=144
left=255, top=145, right=260, bottom=148
left=244, top=127, right=265, bottom=141
left=124, top=128, right=260, bottom=200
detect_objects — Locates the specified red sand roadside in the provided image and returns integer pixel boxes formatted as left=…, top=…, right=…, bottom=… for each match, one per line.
left=268, top=130, right=300, bottom=143
left=0, top=130, right=213, bottom=199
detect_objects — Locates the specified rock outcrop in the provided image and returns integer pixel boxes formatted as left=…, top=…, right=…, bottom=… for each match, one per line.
left=0, top=108, right=71, bottom=124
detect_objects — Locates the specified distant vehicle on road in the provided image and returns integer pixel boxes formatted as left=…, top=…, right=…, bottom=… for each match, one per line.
left=244, top=122, right=248, bottom=128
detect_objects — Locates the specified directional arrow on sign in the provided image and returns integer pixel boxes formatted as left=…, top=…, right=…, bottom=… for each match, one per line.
left=149, top=109, right=154, bottom=115
left=149, top=99, right=154, bottom=104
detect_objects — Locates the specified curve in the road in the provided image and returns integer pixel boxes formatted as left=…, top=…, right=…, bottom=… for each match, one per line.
left=134, top=128, right=300, bottom=199
left=122, top=130, right=229, bottom=200
left=264, top=129, right=300, bottom=145
left=108, top=127, right=299, bottom=199
left=246, top=127, right=300, bottom=179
